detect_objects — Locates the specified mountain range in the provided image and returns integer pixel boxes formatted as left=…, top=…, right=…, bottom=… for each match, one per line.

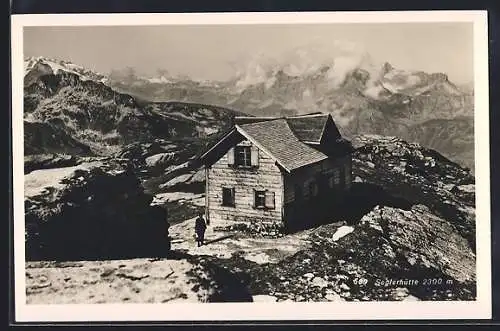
left=24, top=56, right=474, bottom=173
left=106, top=56, right=475, bottom=171
left=24, top=57, right=242, bottom=163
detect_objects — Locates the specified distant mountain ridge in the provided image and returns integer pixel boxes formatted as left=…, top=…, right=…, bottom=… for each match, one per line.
left=23, top=57, right=243, bottom=165
left=103, top=55, right=474, bottom=171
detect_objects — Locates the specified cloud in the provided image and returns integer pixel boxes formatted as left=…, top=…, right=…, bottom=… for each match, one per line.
left=232, top=39, right=380, bottom=89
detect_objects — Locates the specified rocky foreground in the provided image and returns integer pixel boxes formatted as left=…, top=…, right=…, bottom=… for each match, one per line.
left=24, top=160, right=170, bottom=261
left=24, top=134, right=476, bottom=303
left=26, top=257, right=252, bottom=304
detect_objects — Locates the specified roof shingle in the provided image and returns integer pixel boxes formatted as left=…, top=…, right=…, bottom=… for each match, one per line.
left=239, top=119, right=328, bottom=171
left=285, top=114, right=329, bottom=143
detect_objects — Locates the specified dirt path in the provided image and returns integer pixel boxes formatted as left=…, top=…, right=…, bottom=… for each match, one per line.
left=168, top=217, right=313, bottom=264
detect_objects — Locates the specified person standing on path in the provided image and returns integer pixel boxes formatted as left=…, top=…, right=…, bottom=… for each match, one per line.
left=195, top=213, right=207, bottom=247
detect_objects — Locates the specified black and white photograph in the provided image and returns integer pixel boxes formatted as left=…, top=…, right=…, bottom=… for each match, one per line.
left=11, top=11, right=491, bottom=321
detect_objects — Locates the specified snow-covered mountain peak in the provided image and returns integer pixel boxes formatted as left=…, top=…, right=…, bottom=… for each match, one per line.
left=24, top=56, right=109, bottom=86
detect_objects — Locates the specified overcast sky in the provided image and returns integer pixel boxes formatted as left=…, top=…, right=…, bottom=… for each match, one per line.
left=24, top=23, right=474, bottom=84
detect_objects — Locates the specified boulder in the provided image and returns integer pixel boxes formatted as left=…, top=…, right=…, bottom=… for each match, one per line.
left=359, top=204, right=475, bottom=283
left=145, top=152, right=176, bottom=168
left=339, top=283, right=351, bottom=291
left=311, top=277, right=328, bottom=288
left=24, top=160, right=170, bottom=261
left=303, top=273, right=314, bottom=280
left=351, top=134, right=475, bottom=249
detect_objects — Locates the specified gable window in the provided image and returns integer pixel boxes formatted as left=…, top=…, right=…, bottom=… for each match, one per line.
left=222, top=187, right=235, bottom=207
left=254, top=190, right=275, bottom=209
left=228, top=144, right=259, bottom=168
left=235, top=146, right=252, bottom=167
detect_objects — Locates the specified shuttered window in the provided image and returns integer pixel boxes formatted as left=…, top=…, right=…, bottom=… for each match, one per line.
left=228, top=144, right=259, bottom=168
left=233, top=146, right=251, bottom=167
left=254, top=190, right=266, bottom=208
left=254, top=190, right=275, bottom=209
left=222, top=187, right=235, bottom=207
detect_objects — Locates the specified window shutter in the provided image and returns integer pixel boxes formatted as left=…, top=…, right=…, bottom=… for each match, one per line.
left=265, top=191, right=275, bottom=209
left=227, top=147, right=235, bottom=166
left=250, top=145, right=259, bottom=167
left=230, top=187, right=235, bottom=206
left=252, top=189, right=257, bottom=208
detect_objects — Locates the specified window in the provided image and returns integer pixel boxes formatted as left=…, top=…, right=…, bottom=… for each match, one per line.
left=328, top=176, right=335, bottom=189
left=222, top=187, right=235, bottom=207
left=254, top=190, right=275, bottom=209
left=235, top=146, right=252, bottom=167
left=254, top=190, right=266, bottom=208
left=328, top=168, right=340, bottom=188
left=228, top=144, right=259, bottom=168
left=309, top=181, right=319, bottom=197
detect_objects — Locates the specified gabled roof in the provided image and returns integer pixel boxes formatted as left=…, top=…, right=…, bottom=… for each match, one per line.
left=200, top=112, right=349, bottom=172
left=238, top=119, right=328, bottom=171
left=234, top=113, right=331, bottom=144
left=286, top=114, right=330, bottom=144
left=233, top=116, right=278, bottom=125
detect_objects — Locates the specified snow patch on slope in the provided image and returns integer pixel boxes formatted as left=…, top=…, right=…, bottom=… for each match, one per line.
left=331, top=226, right=355, bottom=241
